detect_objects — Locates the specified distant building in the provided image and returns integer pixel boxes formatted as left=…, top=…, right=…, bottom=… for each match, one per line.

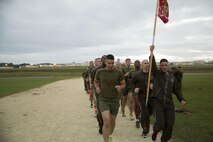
left=38, top=63, right=54, bottom=68
left=193, top=60, right=206, bottom=65
left=171, top=62, right=194, bottom=65
left=0, top=63, right=14, bottom=69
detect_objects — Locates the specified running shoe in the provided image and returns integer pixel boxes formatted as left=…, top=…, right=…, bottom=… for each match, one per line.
left=108, top=136, right=113, bottom=142
left=152, top=130, right=158, bottom=141
left=129, top=114, right=134, bottom=120
left=142, top=132, right=148, bottom=138
left=136, top=120, right=140, bottom=128
left=121, top=111, right=126, bottom=117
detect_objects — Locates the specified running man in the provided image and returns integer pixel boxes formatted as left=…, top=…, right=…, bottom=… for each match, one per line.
left=173, top=66, right=183, bottom=89
left=128, top=60, right=141, bottom=128
left=84, top=61, right=95, bottom=108
left=82, top=71, right=87, bottom=92
left=90, top=55, right=106, bottom=134
left=94, top=54, right=125, bottom=142
left=120, top=58, right=134, bottom=120
left=91, top=58, right=102, bottom=112
left=149, top=45, right=186, bottom=142
left=131, top=59, right=154, bottom=138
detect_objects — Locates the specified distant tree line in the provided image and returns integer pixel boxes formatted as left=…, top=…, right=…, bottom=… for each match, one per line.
left=0, top=63, right=32, bottom=68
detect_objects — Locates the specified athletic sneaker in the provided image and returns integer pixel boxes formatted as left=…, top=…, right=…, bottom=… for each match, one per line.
left=152, top=130, right=158, bottom=141
left=142, top=132, right=148, bottom=138
left=136, top=120, right=140, bottom=128
left=121, top=111, right=126, bottom=117
left=108, top=136, right=113, bottom=142
left=129, top=114, right=134, bottom=120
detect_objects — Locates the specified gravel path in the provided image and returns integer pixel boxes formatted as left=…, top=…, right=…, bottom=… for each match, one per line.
left=0, top=78, right=161, bottom=142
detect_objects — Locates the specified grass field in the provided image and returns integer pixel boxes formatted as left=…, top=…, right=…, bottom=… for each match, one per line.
left=172, top=64, right=213, bottom=73
left=173, top=73, right=213, bottom=142
left=0, top=66, right=86, bottom=77
left=0, top=66, right=86, bottom=98
left=0, top=77, right=74, bottom=98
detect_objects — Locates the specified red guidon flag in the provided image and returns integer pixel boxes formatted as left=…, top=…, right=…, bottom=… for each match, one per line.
left=158, top=0, right=169, bottom=23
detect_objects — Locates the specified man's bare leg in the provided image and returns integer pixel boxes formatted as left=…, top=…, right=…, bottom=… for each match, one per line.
left=121, top=96, right=127, bottom=117
left=127, top=93, right=134, bottom=120
left=102, top=110, right=111, bottom=142
left=110, top=114, right=117, bottom=134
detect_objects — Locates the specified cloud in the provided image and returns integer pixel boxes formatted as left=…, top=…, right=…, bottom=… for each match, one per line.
left=166, top=17, right=212, bottom=27
left=0, top=0, right=213, bottom=64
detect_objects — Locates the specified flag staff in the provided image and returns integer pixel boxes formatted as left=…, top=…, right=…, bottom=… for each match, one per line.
left=146, top=0, right=159, bottom=106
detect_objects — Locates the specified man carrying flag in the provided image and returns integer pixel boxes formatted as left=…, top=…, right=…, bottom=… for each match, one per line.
left=145, top=1, right=182, bottom=142
left=149, top=45, right=186, bottom=142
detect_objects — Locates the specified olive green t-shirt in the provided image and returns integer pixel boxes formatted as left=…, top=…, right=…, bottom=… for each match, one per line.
left=128, top=68, right=139, bottom=80
left=95, top=68, right=124, bottom=100
left=122, top=66, right=132, bottom=86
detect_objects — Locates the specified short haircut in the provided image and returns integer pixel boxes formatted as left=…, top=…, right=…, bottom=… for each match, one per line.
left=160, top=58, right=168, bottom=64
left=95, top=58, right=101, bottom=60
left=106, top=54, right=114, bottom=60
left=142, top=59, right=148, bottom=64
left=101, top=55, right=106, bottom=60
left=125, top=58, right=131, bottom=61
left=134, top=60, right=140, bottom=63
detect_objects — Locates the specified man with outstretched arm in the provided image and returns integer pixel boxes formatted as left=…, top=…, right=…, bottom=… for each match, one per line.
left=149, top=45, right=186, bottom=142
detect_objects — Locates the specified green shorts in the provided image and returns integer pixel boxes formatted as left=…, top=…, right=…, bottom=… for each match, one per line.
left=99, top=99, right=120, bottom=116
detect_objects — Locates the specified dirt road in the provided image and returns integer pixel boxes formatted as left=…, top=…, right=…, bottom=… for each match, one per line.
left=0, top=78, right=161, bottom=142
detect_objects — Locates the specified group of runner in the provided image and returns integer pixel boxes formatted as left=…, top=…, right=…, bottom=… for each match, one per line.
left=82, top=45, right=185, bottom=142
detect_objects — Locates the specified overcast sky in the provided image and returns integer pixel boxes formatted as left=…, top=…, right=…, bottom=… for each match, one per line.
left=0, top=0, right=213, bottom=64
